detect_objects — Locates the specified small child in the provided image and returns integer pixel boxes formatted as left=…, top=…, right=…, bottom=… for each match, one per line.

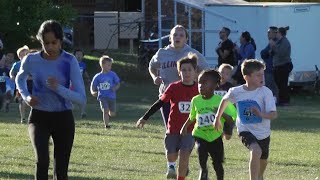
left=10, top=45, right=31, bottom=122
left=74, top=49, right=90, bottom=118
left=136, top=53, right=199, bottom=180
left=214, top=59, right=277, bottom=180
left=90, top=55, right=120, bottom=128
left=215, top=63, right=235, bottom=140
left=215, top=63, right=234, bottom=97
left=180, top=69, right=237, bottom=180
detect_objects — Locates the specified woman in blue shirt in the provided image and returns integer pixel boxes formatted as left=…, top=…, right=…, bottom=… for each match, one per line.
left=16, top=20, right=86, bottom=179
left=233, top=31, right=256, bottom=85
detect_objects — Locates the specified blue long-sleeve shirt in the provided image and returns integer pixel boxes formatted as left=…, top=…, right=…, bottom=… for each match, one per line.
left=237, top=42, right=255, bottom=63
left=16, top=50, right=86, bottom=112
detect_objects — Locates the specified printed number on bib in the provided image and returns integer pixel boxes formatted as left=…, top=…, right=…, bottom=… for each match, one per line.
left=178, top=101, right=191, bottom=113
left=198, top=113, right=215, bottom=127
left=214, top=90, right=227, bottom=96
left=99, top=82, right=110, bottom=90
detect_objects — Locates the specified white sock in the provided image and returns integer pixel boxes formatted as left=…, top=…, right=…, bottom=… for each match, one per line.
left=168, top=162, right=176, bottom=168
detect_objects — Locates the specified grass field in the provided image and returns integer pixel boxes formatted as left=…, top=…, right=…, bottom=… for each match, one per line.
left=1, top=50, right=320, bottom=179
left=1, top=82, right=320, bottom=180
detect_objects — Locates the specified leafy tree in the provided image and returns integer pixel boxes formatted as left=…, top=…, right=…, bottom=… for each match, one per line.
left=0, top=0, right=77, bottom=51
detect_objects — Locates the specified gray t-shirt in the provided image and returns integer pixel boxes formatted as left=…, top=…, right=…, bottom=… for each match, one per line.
left=223, top=85, right=276, bottom=140
left=149, top=44, right=209, bottom=95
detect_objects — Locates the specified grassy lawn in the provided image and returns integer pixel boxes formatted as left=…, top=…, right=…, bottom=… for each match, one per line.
left=1, top=50, right=320, bottom=179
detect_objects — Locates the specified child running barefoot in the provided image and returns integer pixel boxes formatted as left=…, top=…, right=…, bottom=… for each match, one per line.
left=91, top=55, right=120, bottom=129
left=180, top=69, right=237, bottom=180
left=137, top=53, right=199, bottom=180
left=214, top=59, right=277, bottom=180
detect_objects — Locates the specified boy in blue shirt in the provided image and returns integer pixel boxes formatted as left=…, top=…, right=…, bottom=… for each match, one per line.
left=91, top=55, right=120, bottom=128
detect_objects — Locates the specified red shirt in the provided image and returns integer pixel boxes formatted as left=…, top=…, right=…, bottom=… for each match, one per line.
left=161, top=81, right=198, bottom=134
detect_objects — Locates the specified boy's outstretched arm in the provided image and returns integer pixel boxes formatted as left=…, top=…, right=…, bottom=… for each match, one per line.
left=136, top=99, right=164, bottom=128
left=251, top=107, right=277, bottom=120
left=214, top=99, right=229, bottom=131
left=180, top=118, right=193, bottom=136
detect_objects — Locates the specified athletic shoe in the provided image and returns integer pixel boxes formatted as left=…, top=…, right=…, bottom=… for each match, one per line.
left=20, top=118, right=26, bottom=124
left=166, top=165, right=176, bottom=179
left=81, top=113, right=87, bottom=119
left=105, top=125, right=111, bottom=129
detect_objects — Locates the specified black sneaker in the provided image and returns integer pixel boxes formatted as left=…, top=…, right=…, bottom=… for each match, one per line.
left=105, top=125, right=111, bottom=129
left=81, top=113, right=87, bottom=119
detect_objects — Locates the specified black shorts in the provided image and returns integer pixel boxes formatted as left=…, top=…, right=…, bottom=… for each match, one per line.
left=239, top=131, right=270, bottom=159
left=223, top=121, right=235, bottom=135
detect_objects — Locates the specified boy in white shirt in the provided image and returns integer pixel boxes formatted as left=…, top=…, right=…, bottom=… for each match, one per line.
left=214, top=59, right=277, bottom=180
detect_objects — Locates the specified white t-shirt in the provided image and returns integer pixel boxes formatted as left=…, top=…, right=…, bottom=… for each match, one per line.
left=223, top=85, right=276, bottom=140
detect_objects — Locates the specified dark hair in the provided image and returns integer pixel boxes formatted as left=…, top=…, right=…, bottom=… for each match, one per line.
left=36, top=20, right=63, bottom=43
left=199, top=69, right=221, bottom=86
left=278, top=26, right=289, bottom=36
left=177, top=53, right=198, bottom=72
left=269, top=26, right=278, bottom=31
left=222, top=27, right=231, bottom=36
left=74, top=49, right=84, bottom=56
left=241, top=59, right=265, bottom=76
left=241, top=31, right=256, bottom=51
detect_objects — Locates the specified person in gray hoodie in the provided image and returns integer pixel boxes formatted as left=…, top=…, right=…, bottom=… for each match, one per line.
left=148, top=24, right=208, bottom=178
left=149, top=25, right=209, bottom=128
left=270, top=26, right=293, bottom=105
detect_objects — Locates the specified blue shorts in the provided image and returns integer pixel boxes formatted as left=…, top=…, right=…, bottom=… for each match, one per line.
left=99, top=97, right=116, bottom=112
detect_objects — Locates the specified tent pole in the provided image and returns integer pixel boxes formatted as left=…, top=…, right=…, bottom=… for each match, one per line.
left=158, top=0, right=162, bottom=48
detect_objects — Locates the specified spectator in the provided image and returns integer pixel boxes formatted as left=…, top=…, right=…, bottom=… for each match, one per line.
left=260, top=27, right=279, bottom=103
left=216, top=27, right=236, bottom=66
left=270, top=26, right=292, bottom=106
left=233, top=31, right=256, bottom=85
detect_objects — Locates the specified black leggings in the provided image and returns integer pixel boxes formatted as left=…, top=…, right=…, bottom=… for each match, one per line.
left=28, top=109, right=75, bottom=180
left=195, top=136, right=224, bottom=180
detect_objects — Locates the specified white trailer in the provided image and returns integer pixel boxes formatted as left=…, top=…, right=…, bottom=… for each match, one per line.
left=157, top=1, right=320, bottom=85
left=203, top=2, right=320, bottom=85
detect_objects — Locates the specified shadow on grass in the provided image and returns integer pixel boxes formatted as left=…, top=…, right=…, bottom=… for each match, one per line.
left=0, top=172, right=33, bottom=180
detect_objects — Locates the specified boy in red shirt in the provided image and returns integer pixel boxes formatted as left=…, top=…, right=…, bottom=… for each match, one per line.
left=137, top=53, right=199, bottom=180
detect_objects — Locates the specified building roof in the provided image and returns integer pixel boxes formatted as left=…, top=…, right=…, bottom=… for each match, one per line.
left=174, top=0, right=248, bottom=9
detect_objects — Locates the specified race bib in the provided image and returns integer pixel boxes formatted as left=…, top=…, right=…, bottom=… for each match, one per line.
left=214, top=90, right=227, bottom=96
left=0, top=76, right=5, bottom=82
left=178, top=101, right=191, bottom=113
left=99, top=82, right=110, bottom=90
left=197, top=112, right=215, bottom=127
left=238, top=100, right=262, bottom=124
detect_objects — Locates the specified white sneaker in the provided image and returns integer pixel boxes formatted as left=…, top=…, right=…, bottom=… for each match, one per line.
left=166, top=165, right=176, bottom=179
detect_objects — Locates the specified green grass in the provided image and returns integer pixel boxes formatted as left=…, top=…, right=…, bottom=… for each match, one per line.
left=1, top=82, right=320, bottom=179
left=1, top=50, right=320, bottom=179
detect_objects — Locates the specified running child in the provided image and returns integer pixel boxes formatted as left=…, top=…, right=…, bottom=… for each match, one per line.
left=214, top=59, right=277, bottom=180
left=137, top=53, right=199, bottom=180
left=10, top=45, right=31, bottom=122
left=90, top=55, right=120, bottom=128
left=74, top=49, right=90, bottom=118
left=215, top=63, right=235, bottom=140
left=180, top=69, right=237, bottom=180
